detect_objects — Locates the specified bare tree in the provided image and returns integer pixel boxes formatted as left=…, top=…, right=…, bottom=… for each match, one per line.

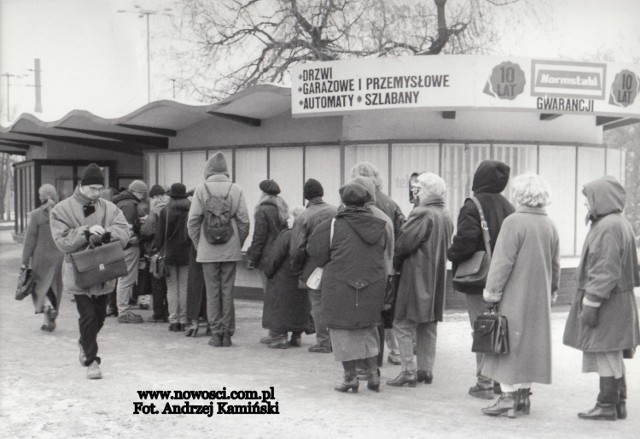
left=170, top=0, right=528, bottom=101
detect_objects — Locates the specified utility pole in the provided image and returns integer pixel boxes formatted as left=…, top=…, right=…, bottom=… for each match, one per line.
left=117, top=6, right=172, bottom=103
left=1, top=72, right=26, bottom=122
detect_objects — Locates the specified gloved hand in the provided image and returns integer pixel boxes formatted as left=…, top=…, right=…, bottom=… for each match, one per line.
left=485, top=301, right=499, bottom=312
left=89, top=224, right=105, bottom=235
left=580, top=304, right=599, bottom=328
left=88, top=234, right=103, bottom=247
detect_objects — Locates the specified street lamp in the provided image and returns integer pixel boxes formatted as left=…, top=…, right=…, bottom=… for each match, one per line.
left=117, top=5, right=172, bottom=103
left=1, top=72, right=27, bottom=122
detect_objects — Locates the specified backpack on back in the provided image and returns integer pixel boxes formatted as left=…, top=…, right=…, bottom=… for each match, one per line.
left=203, top=183, right=235, bottom=245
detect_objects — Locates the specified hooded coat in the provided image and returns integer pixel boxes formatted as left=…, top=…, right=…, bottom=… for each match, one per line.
left=49, top=186, right=131, bottom=296
left=480, top=205, right=560, bottom=385
left=140, top=197, right=168, bottom=255
left=563, top=176, right=640, bottom=353
left=261, top=229, right=311, bottom=332
left=112, top=190, right=143, bottom=240
left=155, top=198, right=192, bottom=266
left=246, top=196, right=288, bottom=272
left=187, top=155, right=250, bottom=263
left=307, top=207, right=390, bottom=329
left=448, top=161, right=515, bottom=294
left=393, top=195, right=453, bottom=323
left=21, top=200, right=64, bottom=312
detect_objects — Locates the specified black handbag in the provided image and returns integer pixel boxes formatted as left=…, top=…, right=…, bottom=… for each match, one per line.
left=453, top=197, right=492, bottom=287
left=15, top=268, right=37, bottom=300
left=70, top=241, right=128, bottom=289
left=381, top=274, right=400, bottom=329
left=471, top=310, right=509, bottom=354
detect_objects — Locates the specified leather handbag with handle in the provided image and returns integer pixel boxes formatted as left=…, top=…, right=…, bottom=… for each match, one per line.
left=70, top=240, right=127, bottom=289
left=472, top=308, right=509, bottom=354
left=452, top=196, right=492, bottom=287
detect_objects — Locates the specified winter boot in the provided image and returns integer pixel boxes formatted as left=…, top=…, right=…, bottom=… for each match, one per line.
left=365, top=356, right=380, bottom=392
left=335, top=361, right=359, bottom=393
left=517, top=388, right=532, bottom=415
left=616, top=376, right=627, bottom=420
left=578, top=376, right=619, bottom=421
left=417, top=370, right=433, bottom=384
left=482, top=392, right=518, bottom=418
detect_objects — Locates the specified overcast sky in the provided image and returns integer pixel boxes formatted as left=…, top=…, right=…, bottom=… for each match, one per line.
left=0, top=0, right=638, bottom=126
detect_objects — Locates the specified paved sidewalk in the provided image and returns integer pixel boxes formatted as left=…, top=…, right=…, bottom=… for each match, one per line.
left=1, top=230, right=639, bottom=438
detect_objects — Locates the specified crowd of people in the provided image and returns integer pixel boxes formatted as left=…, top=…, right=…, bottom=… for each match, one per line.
left=17, top=153, right=639, bottom=420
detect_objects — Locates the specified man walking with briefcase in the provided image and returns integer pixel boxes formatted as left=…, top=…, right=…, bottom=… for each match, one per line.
left=50, top=164, right=130, bottom=379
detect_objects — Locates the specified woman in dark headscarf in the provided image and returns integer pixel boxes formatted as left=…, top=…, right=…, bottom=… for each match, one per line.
left=308, top=182, right=391, bottom=393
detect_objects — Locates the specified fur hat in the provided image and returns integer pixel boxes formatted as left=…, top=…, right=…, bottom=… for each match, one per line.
left=259, top=179, right=281, bottom=195
left=168, top=183, right=188, bottom=199
left=339, top=182, right=368, bottom=207
left=205, top=152, right=229, bottom=178
left=149, top=184, right=166, bottom=198
left=128, top=180, right=148, bottom=193
left=80, top=163, right=105, bottom=186
left=303, top=178, right=324, bottom=200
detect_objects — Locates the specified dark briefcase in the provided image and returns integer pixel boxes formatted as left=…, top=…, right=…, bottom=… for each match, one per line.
left=70, top=241, right=128, bottom=289
left=471, top=312, right=509, bottom=354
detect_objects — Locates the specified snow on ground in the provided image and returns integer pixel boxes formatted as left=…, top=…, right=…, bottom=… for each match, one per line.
left=1, top=230, right=639, bottom=438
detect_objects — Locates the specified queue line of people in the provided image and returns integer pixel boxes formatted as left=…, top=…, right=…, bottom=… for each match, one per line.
left=18, top=156, right=639, bottom=422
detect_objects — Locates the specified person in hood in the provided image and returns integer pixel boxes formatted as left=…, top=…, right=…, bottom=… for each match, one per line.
left=49, top=163, right=130, bottom=379
left=307, top=181, right=391, bottom=393
left=187, top=152, right=250, bottom=348
left=480, top=173, right=560, bottom=418
left=112, top=179, right=149, bottom=323
left=448, top=160, right=515, bottom=399
left=563, top=175, right=640, bottom=421
left=387, top=173, right=453, bottom=388
left=20, top=184, right=64, bottom=332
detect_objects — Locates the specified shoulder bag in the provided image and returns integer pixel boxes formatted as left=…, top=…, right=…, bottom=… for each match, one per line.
left=452, top=196, right=492, bottom=287
left=306, top=218, right=335, bottom=290
left=472, top=308, right=509, bottom=354
left=151, top=208, right=169, bottom=279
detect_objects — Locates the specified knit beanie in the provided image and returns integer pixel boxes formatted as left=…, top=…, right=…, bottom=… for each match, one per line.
left=128, top=180, right=148, bottom=193
left=205, top=152, right=229, bottom=178
left=303, top=178, right=324, bottom=200
left=168, top=183, right=188, bottom=199
left=259, top=179, right=281, bottom=195
left=149, top=184, right=166, bottom=198
left=339, top=182, right=367, bottom=207
left=80, top=163, right=105, bottom=186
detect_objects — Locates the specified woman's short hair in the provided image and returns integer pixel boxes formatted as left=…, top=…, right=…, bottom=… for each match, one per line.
left=39, top=184, right=58, bottom=202
left=350, top=162, right=383, bottom=191
left=511, top=173, right=551, bottom=207
left=417, top=173, right=446, bottom=198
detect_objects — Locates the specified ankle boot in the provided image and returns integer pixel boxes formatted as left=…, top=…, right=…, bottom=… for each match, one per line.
left=616, top=376, right=627, bottom=420
left=517, top=388, right=532, bottom=415
left=578, top=402, right=617, bottom=420
left=386, top=371, right=417, bottom=387
left=417, top=369, right=433, bottom=384
left=482, top=392, right=518, bottom=418
left=334, top=372, right=359, bottom=393
left=365, top=357, right=380, bottom=392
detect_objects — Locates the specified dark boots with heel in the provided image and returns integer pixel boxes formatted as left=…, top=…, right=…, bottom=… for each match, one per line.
left=335, top=360, right=359, bottom=393
left=517, top=388, right=531, bottom=415
left=578, top=376, right=620, bottom=421
left=616, top=376, right=627, bottom=420
left=365, top=357, right=380, bottom=392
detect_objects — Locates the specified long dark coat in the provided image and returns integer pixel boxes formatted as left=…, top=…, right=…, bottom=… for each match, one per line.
left=155, top=198, right=191, bottom=266
left=481, top=206, right=560, bottom=385
left=21, top=201, right=64, bottom=312
left=563, top=176, right=640, bottom=353
left=262, top=229, right=311, bottom=332
left=394, top=195, right=453, bottom=323
left=308, top=207, right=390, bottom=330
left=448, top=160, right=515, bottom=294
left=246, top=199, right=286, bottom=272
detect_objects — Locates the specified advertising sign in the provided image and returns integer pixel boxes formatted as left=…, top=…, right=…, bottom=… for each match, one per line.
left=290, top=56, right=640, bottom=118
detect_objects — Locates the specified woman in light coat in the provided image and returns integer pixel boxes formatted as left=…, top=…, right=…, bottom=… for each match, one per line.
left=20, top=184, right=64, bottom=331
left=563, top=176, right=640, bottom=421
left=480, top=173, right=560, bottom=417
